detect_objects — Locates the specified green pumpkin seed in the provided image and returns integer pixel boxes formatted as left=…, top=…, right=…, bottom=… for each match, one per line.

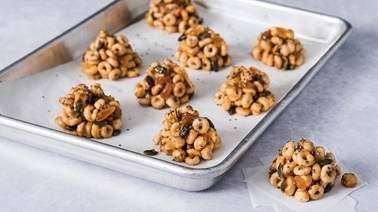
left=93, top=121, right=111, bottom=127
left=179, top=124, right=192, bottom=139
left=74, top=99, right=83, bottom=111
left=143, top=149, right=158, bottom=156
left=211, top=61, right=219, bottom=72
left=319, top=159, right=333, bottom=166
left=278, top=163, right=283, bottom=178
left=71, top=110, right=80, bottom=118
left=65, top=125, right=77, bottom=131
left=205, top=117, right=215, bottom=129
left=324, top=184, right=333, bottom=193
left=113, top=129, right=121, bottom=136
left=154, top=65, right=168, bottom=75
left=146, top=75, right=155, bottom=87
left=199, top=32, right=211, bottom=40
left=280, top=182, right=287, bottom=192
left=178, top=33, right=186, bottom=41
left=288, top=65, right=296, bottom=70
left=228, top=106, right=236, bottom=115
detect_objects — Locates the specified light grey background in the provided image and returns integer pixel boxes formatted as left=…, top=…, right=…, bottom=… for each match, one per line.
left=0, top=0, right=377, bottom=211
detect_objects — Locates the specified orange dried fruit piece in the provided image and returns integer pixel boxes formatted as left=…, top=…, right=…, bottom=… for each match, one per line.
left=96, top=106, right=116, bottom=121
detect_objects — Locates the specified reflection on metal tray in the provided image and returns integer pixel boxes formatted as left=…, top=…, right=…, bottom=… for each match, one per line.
left=0, top=0, right=351, bottom=191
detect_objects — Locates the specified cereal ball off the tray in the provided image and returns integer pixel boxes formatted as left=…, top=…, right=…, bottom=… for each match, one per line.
left=251, top=27, right=305, bottom=70
left=145, top=0, right=202, bottom=33
left=55, top=83, right=122, bottom=138
left=214, top=66, right=274, bottom=116
left=135, top=58, right=195, bottom=109
left=153, top=105, right=221, bottom=166
left=174, top=25, right=232, bottom=71
left=269, top=139, right=342, bottom=202
left=341, top=173, right=358, bottom=188
left=81, top=30, right=142, bottom=80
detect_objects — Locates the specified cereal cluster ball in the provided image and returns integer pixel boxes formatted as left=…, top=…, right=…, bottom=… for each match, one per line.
left=135, top=58, right=195, bottom=109
left=214, top=66, right=274, bottom=116
left=153, top=105, right=221, bottom=165
left=146, top=0, right=202, bottom=33
left=251, top=27, right=305, bottom=70
left=269, top=139, right=341, bottom=202
left=174, top=25, right=232, bottom=71
left=81, top=30, right=142, bottom=80
left=341, top=173, right=358, bottom=188
left=55, top=83, right=122, bottom=138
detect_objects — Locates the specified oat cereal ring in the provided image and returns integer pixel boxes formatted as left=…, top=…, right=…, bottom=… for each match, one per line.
left=270, top=172, right=284, bottom=188
left=81, top=30, right=142, bottom=80
left=214, top=66, right=275, bottom=116
left=251, top=27, right=305, bottom=70
left=175, top=25, right=232, bottom=71
left=135, top=58, right=195, bottom=109
left=295, top=189, right=310, bottom=202
left=308, top=184, right=324, bottom=200
left=293, top=166, right=312, bottom=176
left=282, top=140, right=295, bottom=160
left=146, top=0, right=202, bottom=33
left=152, top=105, right=221, bottom=166
left=282, top=176, right=296, bottom=196
left=295, top=150, right=315, bottom=167
left=311, top=163, right=321, bottom=181
left=320, top=164, right=336, bottom=183
left=55, top=83, right=122, bottom=138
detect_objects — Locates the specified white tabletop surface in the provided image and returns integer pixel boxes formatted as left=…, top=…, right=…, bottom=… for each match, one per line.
left=1, top=0, right=377, bottom=211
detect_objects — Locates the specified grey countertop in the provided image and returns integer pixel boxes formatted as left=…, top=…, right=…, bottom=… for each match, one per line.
left=1, top=0, right=377, bottom=211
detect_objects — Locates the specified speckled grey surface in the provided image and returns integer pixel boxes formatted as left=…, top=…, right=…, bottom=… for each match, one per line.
left=0, top=0, right=377, bottom=211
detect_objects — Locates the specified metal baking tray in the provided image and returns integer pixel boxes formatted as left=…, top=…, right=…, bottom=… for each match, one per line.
left=0, top=0, right=351, bottom=191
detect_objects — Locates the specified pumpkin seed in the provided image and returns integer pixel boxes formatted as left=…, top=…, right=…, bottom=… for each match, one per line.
left=146, top=75, right=155, bottom=87
left=278, top=163, right=283, bottom=178
left=154, top=65, right=168, bottom=75
left=96, top=41, right=104, bottom=51
left=205, top=117, right=215, bottom=129
left=180, top=124, right=192, bottom=139
left=74, top=99, right=83, bottom=112
left=88, top=92, right=95, bottom=104
left=324, top=184, right=333, bottom=193
left=93, top=120, right=111, bottom=127
left=178, top=33, right=186, bottom=41
left=228, top=106, right=236, bottom=115
left=280, top=182, right=287, bottom=192
left=211, top=61, right=219, bottom=72
left=71, top=110, right=80, bottom=118
left=198, top=17, right=204, bottom=25
left=143, top=149, right=158, bottom=156
left=65, top=125, right=77, bottom=131
left=288, top=65, right=296, bottom=70
left=319, top=159, right=333, bottom=166
left=113, top=129, right=121, bottom=136
left=198, top=32, right=210, bottom=40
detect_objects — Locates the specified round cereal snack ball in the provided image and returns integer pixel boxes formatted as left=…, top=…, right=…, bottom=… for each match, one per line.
left=135, top=58, right=195, bottom=109
left=269, top=139, right=343, bottom=202
left=55, top=83, right=123, bottom=138
left=81, top=30, right=142, bottom=80
left=214, top=66, right=274, bottom=116
left=174, top=25, right=232, bottom=71
left=341, top=173, right=358, bottom=188
left=251, top=27, right=305, bottom=70
left=153, top=105, right=221, bottom=165
left=145, top=0, right=202, bottom=33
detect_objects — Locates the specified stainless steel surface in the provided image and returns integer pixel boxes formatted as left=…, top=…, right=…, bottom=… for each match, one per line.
left=0, top=0, right=351, bottom=191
